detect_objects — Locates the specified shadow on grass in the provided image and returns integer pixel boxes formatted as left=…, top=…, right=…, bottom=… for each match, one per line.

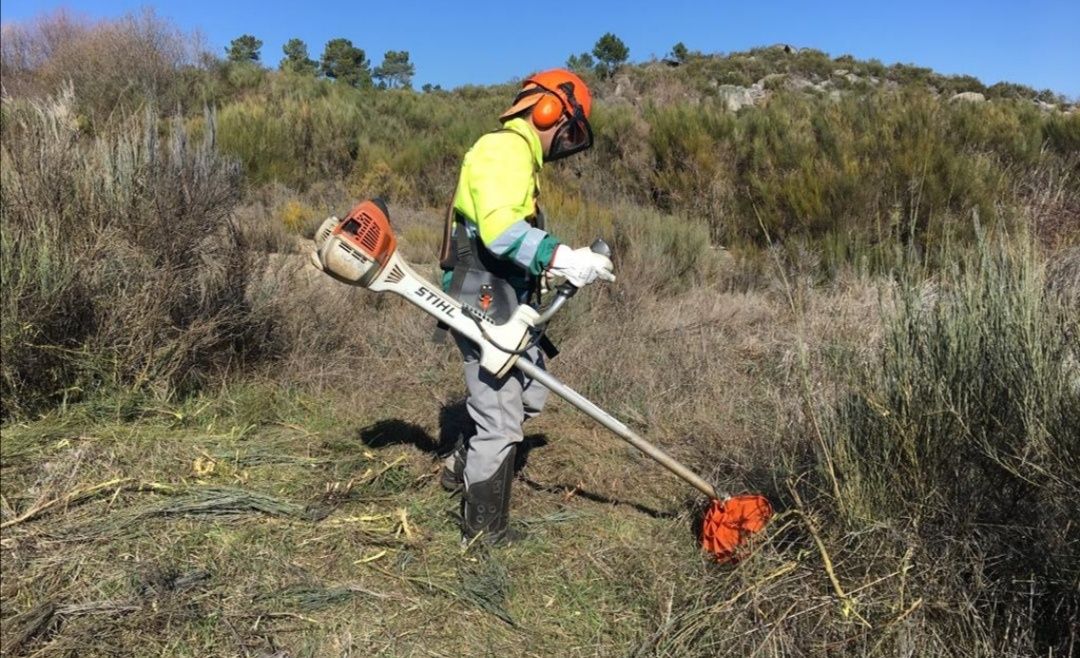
left=513, top=433, right=548, bottom=473
left=518, top=475, right=676, bottom=519
left=357, top=419, right=437, bottom=453
left=357, top=398, right=475, bottom=457
left=358, top=401, right=553, bottom=463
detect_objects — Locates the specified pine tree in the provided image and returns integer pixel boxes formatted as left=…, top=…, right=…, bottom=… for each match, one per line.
left=373, top=50, right=415, bottom=89
left=319, top=38, right=371, bottom=88
left=565, top=52, right=595, bottom=74
left=280, top=38, right=317, bottom=75
left=592, top=32, right=628, bottom=78
left=227, top=34, right=262, bottom=63
left=671, top=42, right=689, bottom=63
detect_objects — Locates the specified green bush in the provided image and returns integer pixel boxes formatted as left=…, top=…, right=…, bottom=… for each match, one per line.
left=213, top=79, right=504, bottom=203
left=586, top=85, right=1076, bottom=265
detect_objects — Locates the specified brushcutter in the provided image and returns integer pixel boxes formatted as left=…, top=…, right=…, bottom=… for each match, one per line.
left=310, top=199, right=772, bottom=561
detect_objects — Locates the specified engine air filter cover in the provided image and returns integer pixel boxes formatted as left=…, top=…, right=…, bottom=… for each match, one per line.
left=312, top=199, right=398, bottom=287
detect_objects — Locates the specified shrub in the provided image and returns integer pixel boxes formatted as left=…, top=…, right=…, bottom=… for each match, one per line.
left=349, top=160, right=411, bottom=204
left=211, top=81, right=500, bottom=202
left=280, top=198, right=317, bottom=233
left=0, top=90, right=266, bottom=417
left=0, top=9, right=201, bottom=126
left=986, top=80, right=1040, bottom=101
left=823, top=238, right=1080, bottom=651
left=584, top=84, right=1076, bottom=265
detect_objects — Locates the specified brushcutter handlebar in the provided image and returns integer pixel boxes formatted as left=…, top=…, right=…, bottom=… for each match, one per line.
left=534, top=238, right=612, bottom=326
left=588, top=237, right=613, bottom=258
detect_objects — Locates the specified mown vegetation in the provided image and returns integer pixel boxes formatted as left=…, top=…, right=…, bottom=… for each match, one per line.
left=2, top=9, right=1077, bottom=657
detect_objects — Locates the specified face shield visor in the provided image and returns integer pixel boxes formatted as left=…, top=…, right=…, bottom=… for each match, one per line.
left=544, top=82, right=594, bottom=162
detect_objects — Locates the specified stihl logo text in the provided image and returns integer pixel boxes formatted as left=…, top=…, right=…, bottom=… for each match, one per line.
left=415, top=286, right=456, bottom=317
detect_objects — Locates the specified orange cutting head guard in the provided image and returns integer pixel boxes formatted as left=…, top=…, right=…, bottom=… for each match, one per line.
left=700, top=495, right=773, bottom=562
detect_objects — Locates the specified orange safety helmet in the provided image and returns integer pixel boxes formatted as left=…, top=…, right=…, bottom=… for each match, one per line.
left=500, top=68, right=594, bottom=161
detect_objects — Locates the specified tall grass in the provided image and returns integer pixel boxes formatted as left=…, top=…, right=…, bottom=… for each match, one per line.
left=0, top=88, right=267, bottom=417
left=637, top=238, right=1079, bottom=656
left=824, top=238, right=1079, bottom=650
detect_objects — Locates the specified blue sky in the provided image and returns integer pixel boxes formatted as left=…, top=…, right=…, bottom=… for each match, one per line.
left=2, top=1, right=1078, bottom=98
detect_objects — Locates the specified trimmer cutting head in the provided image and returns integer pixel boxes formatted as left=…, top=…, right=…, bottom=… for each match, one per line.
left=700, top=495, right=773, bottom=562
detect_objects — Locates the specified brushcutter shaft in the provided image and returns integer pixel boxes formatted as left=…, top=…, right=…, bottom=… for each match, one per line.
left=513, top=358, right=721, bottom=500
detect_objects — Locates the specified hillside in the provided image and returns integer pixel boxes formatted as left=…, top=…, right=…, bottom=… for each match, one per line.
left=2, top=13, right=1079, bottom=658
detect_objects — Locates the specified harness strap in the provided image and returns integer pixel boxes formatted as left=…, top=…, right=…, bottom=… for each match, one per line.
left=434, top=127, right=556, bottom=357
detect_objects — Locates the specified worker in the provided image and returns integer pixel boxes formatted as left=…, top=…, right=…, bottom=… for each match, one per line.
left=437, top=69, right=615, bottom=545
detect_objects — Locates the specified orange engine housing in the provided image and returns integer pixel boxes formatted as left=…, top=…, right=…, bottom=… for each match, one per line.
left=334, top=199, right=397, bottom=267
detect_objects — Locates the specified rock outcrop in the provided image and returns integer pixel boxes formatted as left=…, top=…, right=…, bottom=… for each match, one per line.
left=714, top=85, right=759, bottom=112
left=950, top=92, right=986, bottom=103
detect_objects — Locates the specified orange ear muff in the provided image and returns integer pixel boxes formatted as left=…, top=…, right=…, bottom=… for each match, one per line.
left=531, top=93, right=564, bottom=129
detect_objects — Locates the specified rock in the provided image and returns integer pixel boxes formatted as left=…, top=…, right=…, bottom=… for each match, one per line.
left=769, top=43, right=800, bottom=55
left=785, top=76, right=815, bottom=92
left=613, top=74, right=635, bottom=99
left=950, top=92, right=986, bottom=103
left=715, top=85, right=758, bottom=112
left=753, top=73, right=786, bottom=91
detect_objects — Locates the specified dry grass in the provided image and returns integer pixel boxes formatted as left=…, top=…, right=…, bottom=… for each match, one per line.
left=4, top=207, right=1077, bottom=655
left=0, top=193, right=893, bottom=655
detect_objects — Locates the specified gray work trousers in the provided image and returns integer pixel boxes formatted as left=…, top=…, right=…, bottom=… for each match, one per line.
left=451, top=332, right=549, bottom=485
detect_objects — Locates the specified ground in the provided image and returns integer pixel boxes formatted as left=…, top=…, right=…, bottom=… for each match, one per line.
left=1, top=383, right=716, bottom=657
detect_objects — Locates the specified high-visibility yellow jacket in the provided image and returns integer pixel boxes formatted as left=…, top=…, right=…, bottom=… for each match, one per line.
left=449, top=118, right=560, bottom=284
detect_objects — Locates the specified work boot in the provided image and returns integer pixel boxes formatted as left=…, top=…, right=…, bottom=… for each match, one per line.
left=438, top=414, right=473, bottom=492
left=461, top=445, right=526, bottom=546
left=439, top=438, right=467, bottom=493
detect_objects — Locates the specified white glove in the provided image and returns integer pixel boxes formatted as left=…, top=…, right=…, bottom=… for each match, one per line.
left=548, top=245, right=616, bottom=288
